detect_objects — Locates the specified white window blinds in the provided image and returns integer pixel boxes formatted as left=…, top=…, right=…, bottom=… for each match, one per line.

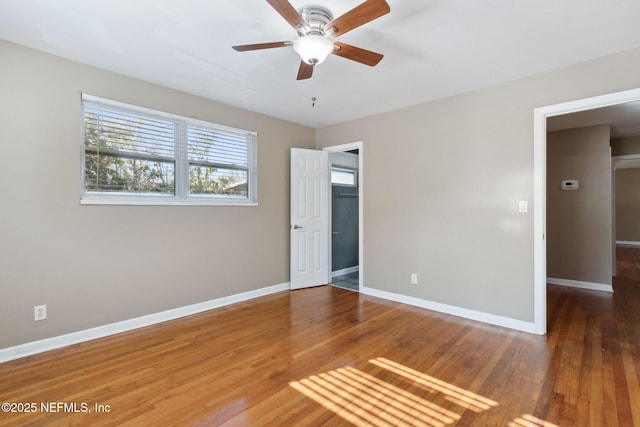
left=187, top=126, right=250, bottom=197
left=81, top=94, right=257, bottom=205
left=84, top=104, right=177, bottom=194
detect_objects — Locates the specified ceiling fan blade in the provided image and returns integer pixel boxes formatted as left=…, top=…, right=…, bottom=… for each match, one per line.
left=324, top=0, right=390, bottom=37
left=232, top=41, right=291, bottom=51
left=266, top=0, right=309, bottom=33
left=297, top=61, right=314, bottom=80
left=332, top=42, right=384, bottom=66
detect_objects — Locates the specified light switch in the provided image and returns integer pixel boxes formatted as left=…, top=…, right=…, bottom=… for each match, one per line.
left=518, top=200, right=528, bottom=213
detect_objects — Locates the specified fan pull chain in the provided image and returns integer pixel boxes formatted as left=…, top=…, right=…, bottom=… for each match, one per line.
left=311, top=72, right=318, bottom=107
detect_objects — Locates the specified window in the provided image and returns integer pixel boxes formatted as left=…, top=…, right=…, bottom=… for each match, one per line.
left=81, top=94, right=257, bottom=205
left=331, top=168, right=357, bottom=186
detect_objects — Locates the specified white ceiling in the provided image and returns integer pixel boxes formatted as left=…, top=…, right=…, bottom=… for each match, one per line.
left=2, top=0, right=640, bottom=128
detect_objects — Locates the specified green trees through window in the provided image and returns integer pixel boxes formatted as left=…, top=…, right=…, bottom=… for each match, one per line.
left=84, top=106, right=176, bottom=194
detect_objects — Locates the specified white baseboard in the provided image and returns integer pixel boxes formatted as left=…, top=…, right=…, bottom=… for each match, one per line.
left=0, top=282, right=290, bottom=364
left=616, top=240, right=640, bottom=247
left=547, top=277, right=613, bottom=293
left=360, top=286, right=540, bottom=335
left=331, top=266, right=359, bottom=277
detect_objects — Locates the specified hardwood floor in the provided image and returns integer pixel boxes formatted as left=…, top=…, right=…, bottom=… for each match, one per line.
left=1, top=248, right=639, bottom=426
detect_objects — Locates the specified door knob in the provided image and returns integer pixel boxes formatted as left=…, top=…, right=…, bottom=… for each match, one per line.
left=292, top=225, right=303, bottom=230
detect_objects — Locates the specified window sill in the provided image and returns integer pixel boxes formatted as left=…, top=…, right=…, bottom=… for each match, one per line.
left=80, top=195, right=258, bottom=207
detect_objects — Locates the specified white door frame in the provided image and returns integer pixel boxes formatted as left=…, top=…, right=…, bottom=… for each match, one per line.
left=323, top=141, right=364, bottom=291
left=533, top=87, right=640, bottom=335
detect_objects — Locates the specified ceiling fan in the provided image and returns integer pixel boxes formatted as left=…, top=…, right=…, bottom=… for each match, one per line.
left=232, top=0, right=390, bottom=80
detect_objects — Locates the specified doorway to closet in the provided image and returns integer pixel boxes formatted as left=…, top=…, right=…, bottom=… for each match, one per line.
left=325, top=142, right=362, bottom=292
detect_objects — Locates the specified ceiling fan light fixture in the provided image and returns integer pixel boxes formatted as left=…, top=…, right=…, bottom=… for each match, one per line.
left=293, top=34, right=334, bottom=65
left=231, top=0, right=390, bottom=80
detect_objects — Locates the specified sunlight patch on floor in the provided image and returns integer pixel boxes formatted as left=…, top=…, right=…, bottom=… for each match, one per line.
left=508, top=414, right=560, bottom=427
left=289, top=357, right=499, bottom=426
left=370, top=357, right=498, bottom=412
left=290, top=357, right=560, bottom=425
left=290, top=366, right=458, bottom=427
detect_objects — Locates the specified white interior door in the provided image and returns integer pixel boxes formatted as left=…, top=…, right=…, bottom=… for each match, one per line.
left=290, top=148, right=329, bottom=289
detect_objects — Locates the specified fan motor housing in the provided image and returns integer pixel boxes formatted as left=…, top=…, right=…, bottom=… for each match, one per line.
left=297, top=6, right=333, bottom=35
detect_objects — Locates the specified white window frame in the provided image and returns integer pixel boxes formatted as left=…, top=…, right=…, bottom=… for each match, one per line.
left=80, top=94, right=257, bottom=206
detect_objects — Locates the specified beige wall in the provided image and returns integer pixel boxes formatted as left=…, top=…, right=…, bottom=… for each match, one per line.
left=316, top=47, right=640, bottom=322
left=612, top=136, right=640, bottom=156
left=616, top=167, right=640, bottom=242
left=0, top=40, right=315, bottom=349
left=547, top=125, right=612, bottom=285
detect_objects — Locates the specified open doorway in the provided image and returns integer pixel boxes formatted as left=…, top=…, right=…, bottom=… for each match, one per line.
left=323, top=142, right=363, bottom=292
left=613, top=155, right=640, bottom=249
left=545, top=124, right=613, bottom=293
left=533, top=88, right=640, bottom=334
left=612, top=155, right=640, bottom=284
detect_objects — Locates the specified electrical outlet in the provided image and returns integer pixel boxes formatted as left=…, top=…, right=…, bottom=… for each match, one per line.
left=411, top=273, right=418, bottom=285
left=34, top=305, right=47, bottom=321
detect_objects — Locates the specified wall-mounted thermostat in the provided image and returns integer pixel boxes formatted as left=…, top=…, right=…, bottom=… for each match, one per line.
left=561, top=180, right=579, bottom=190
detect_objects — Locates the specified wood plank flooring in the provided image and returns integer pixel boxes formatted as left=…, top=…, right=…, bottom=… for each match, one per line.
left=1, top=247, right=640, bottom=426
